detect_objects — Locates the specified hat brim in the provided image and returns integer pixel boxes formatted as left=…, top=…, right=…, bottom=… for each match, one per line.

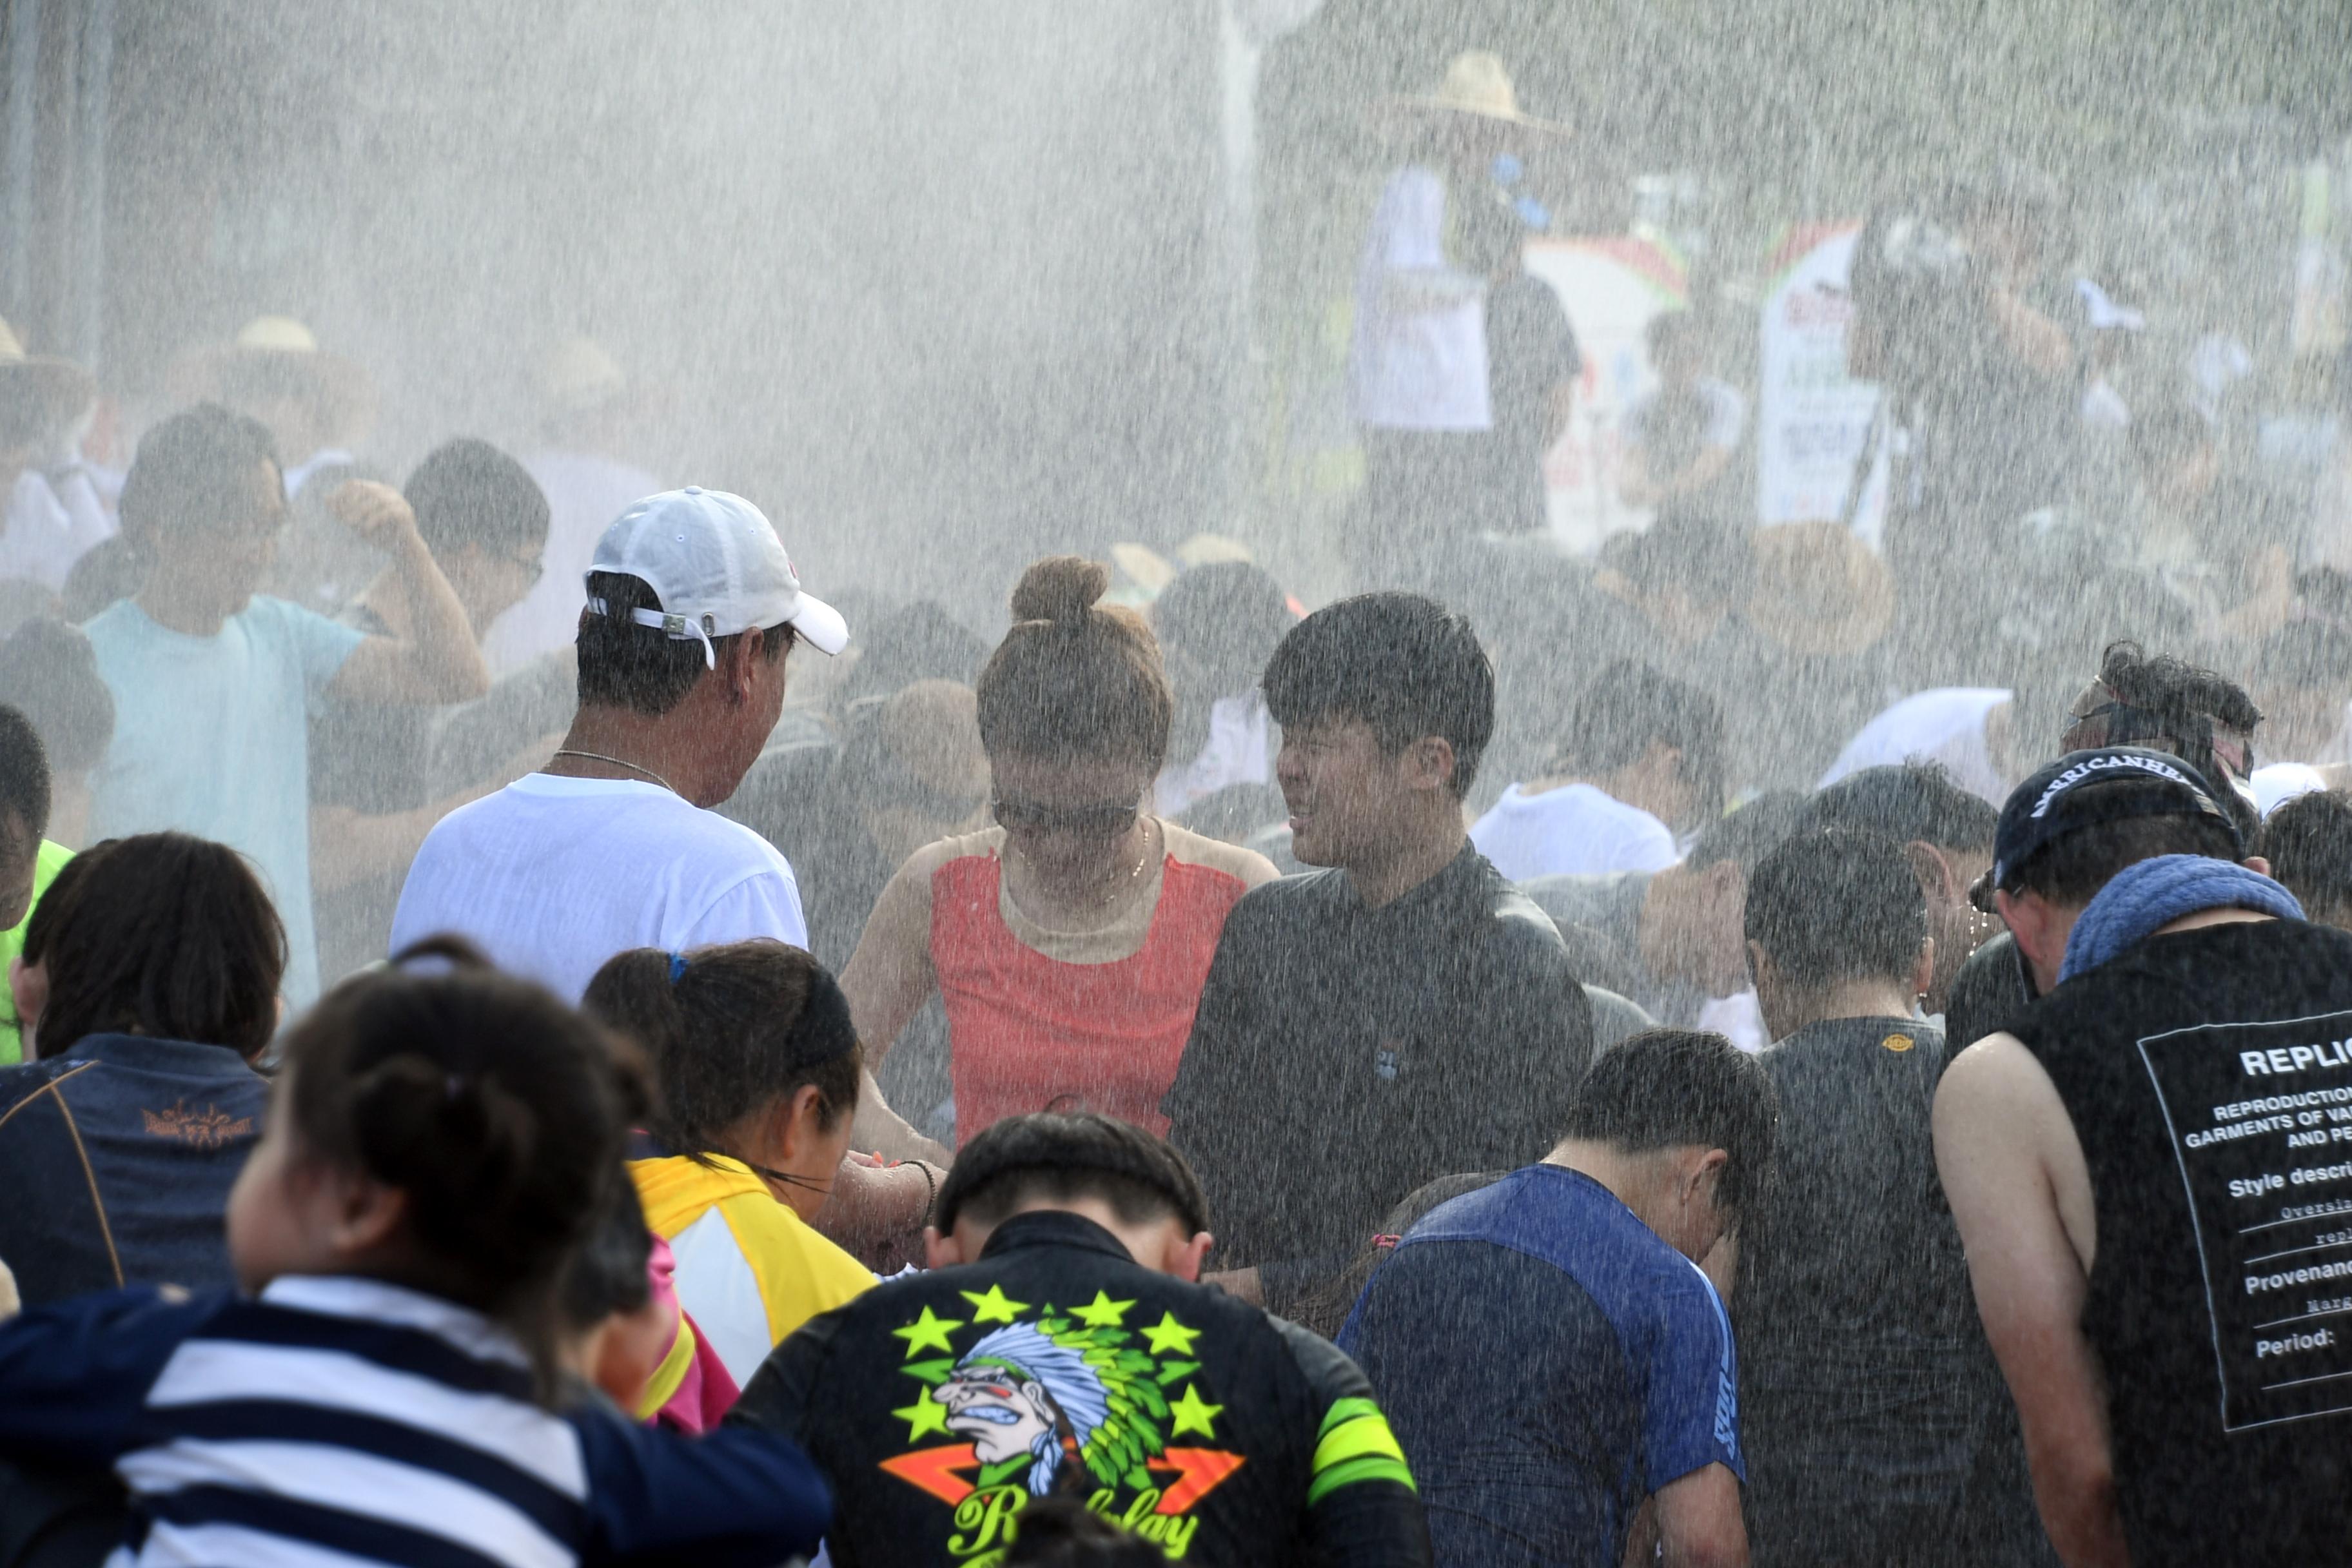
left=785, top=591, right=850, bottom=657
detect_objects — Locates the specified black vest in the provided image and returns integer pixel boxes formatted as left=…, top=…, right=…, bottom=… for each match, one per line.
left=2010, top=919, right=2352, bottom=1565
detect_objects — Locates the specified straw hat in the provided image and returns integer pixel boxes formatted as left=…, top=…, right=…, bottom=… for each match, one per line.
left=1748, top=521, right=1894, bottom=659
left=0, top=318, right=97, bottom=440
left=172, top=315, right=375, bottom=442
left=1378, top=51, right=1570, bottom=139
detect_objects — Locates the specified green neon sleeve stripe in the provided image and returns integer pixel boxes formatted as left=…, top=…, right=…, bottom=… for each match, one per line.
left=1317, top=1396, right=1384, bottom=1438
left=1313, top=1413, right=1407, bottom=1475
left=1307, top=1453, right=1418, bottom=1506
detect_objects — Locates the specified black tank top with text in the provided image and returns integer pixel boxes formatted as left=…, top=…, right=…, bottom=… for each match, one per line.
left=2009, top=918, right=2352, bottom=1566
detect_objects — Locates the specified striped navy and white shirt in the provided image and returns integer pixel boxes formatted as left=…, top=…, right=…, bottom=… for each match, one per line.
left=0, top=1274, right=830, bottom=1566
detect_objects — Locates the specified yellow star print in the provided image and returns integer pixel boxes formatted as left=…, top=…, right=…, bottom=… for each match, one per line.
left=1141, top=1311, right=1203, bottom=1357
left=892, top=1306, right=966, bottom=1357
left=892, top=1395, right=952, bottom=1442
left=1168, top=1382, right=1224, bottom=1438
left=1069, top=1290, right=1136, bottom=1328
left=959, top=1284, right=1031, bottom=1325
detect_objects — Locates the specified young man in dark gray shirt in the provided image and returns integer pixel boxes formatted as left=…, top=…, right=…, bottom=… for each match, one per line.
left=1162, top=593, right=1594, bottom=1318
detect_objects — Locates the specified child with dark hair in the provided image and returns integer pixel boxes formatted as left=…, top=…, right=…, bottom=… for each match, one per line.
left=0, top=832, right=280, bottom=1302
left=1341, top=1028, right=1771, bottom=1568
left=727, top=1111, right=1430, bottom=1568
left=1163, top=591, right=1594, bottom=1318
left=586, top=939, right=878, bottom=1397
left=2256, top=789, right=2352, bottom=929
left=0, top=945, right=832, bottom=1565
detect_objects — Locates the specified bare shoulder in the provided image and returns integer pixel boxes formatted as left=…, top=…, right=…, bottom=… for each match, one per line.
left=1936, top=1031, right=2068, bottom=1144
left=890, top=826, right=1006, bottom=890
left=1159, top=819, right=1283, bottom=889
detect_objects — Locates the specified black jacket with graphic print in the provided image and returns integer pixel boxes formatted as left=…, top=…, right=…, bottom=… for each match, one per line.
left=727, top=1210, right=1430, bottom=1568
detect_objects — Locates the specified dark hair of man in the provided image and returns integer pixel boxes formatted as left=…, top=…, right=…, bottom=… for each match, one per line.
left=976, top=556, right=1172, bottom=769
left=2094, top=640, right=2262, bottom=737
left=2009, top=786, right=2246, bottom=908
left=934, top=1112, right=1210, bottom=1238
left=1683, top=790, right=1810, bottom=876
left=0, top=620, right=113, bottom=777
left=2128, top=406, right=2216, bottom=473
left=1555, top=1027, right=1777, bottom=1222
left=1745, top=830, right=1928, bottom=991
left=1798, top=761, right=1995, bottom=853
left=1620, top=508, right=1754, bottom=607
left=1001, top=1495, right=1168, bottom=1568
left=559, top=1167, right=656, bottom=1334
left=287, top=937, right=644, bottom=1400
left=1554, top=660, right=1725, bottom=807
left=575, top=571, right=792, bottom=717
left=581, top=941, right=861, bottom=1161
left=2256, top=790, right=2352, bottom=925
left=0, top=703, right=50, bottom=842
left=402, top=438, right=552, bottom=560
left=23, top=832, right=286, bottom=1061
left=116, top=403, right=280, bottom=547
left=1262, top=591, right=1494, bottom=797
left=2257, top=621, right=2352, bottom=694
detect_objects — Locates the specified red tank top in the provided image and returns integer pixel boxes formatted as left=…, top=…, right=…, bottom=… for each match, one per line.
left=928, top=848, right=1250, bottom=1142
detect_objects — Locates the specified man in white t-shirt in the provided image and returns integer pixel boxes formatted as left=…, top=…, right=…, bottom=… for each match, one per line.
left=1472, top=660, right=1721, bottom=883
left=391, top=485, right=847, bottom=1000
left=1818, top=688, right=2020, bottom=807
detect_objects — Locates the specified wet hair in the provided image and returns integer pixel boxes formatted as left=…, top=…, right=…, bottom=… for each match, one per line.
left=935, top=1112, right=1210, bottom=1238
left=575, top=571, right=792, bottom=717
left=558, top=1171, right=655, bottom=1334
left=1003, top=1496, right=1166, bottom=1567
left=2093, top=640, right=2262, bottom=736
left=1683, top=790, right=1809, bottom=876
left=281, top=938, right=643, bottom=1398
left=2256, top=790, right=2352, bottom=928
left=1745, top=830, right=1928, bottom=991
left=117, top=403, right=280, bottom=545
left=2257, top=621, right=2352, bottom=694
left=1554, top=1028, right=1777, bottom=1222
left=0, top=620, right=113, bottom=777
left=402, top=438, right=551, bottom=560
left=975, top=557, right=1171, bottom=769
left=1619, top=508, right=1754, bottom=607
left=582, top=941, right=862, bottom=1160
left=0, top=703, right=49, bottom=841
left=1554, top=660, right=1725, bottom=815
left=836, top=598, right=988, bottom=709
left=1262, top=591, right=1494, bottom=797
left=2010, top=787, right=2246, bottom=907
left=1799, top=761, right=1995, bottom=854
left=24, top=833, right=285, bottom=1061
left=2129, top=406, right=2217, bottom=472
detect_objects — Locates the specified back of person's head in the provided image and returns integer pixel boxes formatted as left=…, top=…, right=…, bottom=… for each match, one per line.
left=1003, top=1497, right=1167, bottom=1568
left=1262, top=591, right=1493, bottom=796
left=576, top=569, right=791, bottom=717
left=582, top=940, right=861, bottom=1157
left=1683, top=790, right=1810, bottom=877
left=934, top=1112, right=1209, bottom=1239
left=1152, top=561, right=1295, bottom=705
left=402, top=438, right=551, bottom=560
left=278, top=939, right=641, bottom=1394
left=2257, top=790, right=2352, bottom=929
left=0, top=703, right=48, bottom=843
left=1799, top=761, right=1995, bottom=854
left=0, top=619, right=113, bottom=779
left=24, top=832, right=285, bottom=1060
left=1745, top=830, right=1927, bottom=991
left=117, top=403, right=280, bottom=545
left=1620, top=509, right=1754, bottom=608
left=1555, top=1028, right=1776, bottom=1222
left=975, top=557, right=1171, bottom=769
left=2010, top=783, right=2244, bottom=908
left=836, top=598, right=989, bottom=709
left=1556, top=660, right=1725, bottom=810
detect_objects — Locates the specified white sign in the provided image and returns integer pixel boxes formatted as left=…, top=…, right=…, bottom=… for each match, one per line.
left=1756, top=223, right=1889, bottom=548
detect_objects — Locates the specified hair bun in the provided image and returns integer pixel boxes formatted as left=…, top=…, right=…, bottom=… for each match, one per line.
left=1009, top=556, right=1108, bottom=630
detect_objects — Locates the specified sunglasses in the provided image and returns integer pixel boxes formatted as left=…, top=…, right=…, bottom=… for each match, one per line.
left=990, top=796, right=1140, bottom=838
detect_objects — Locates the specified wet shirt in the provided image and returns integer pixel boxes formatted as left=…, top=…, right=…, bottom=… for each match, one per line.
left=727, top=1210, right=1430, bottom=1568
left=1161, top=845, right=1594, bottom=1315
left=2008, top=919, right=2352, bottom=1565
left=0, top=1033, right=266, bottom=1306
left=0, top=838, right=72, bottom=1063
left=1339, top=1164, right=1741, bottom=1568
left=1734, top=1017, right=2013, bottom=1567
left=1471, top=784, right=1680, bottom=883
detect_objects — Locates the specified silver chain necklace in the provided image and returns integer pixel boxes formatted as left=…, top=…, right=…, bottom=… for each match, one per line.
left=552, top=749, right=676, bottom=795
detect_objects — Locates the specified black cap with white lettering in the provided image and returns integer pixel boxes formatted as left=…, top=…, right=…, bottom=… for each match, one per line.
left=1990, top=745, right=2244, bottom=893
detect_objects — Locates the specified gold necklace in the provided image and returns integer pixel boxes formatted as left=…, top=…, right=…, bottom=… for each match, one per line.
left=1012, top=821, right=1157, bottom=908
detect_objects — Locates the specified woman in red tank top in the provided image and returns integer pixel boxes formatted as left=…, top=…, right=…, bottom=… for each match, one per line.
left=839, top=557, right=1279, bottom=1146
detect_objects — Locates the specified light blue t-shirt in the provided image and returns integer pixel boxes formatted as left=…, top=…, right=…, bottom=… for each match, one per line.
left=86, top=596, right=366, bottom=1006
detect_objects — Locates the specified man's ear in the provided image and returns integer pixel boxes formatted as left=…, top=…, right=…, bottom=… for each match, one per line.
left=2244, top=854, right=2273, bottom=878
left=1684, top=1147, right=1729, bottom=1210
left=1404, top=736, right=1457, bottom=794
left=923, top=1224, right=965, bottom=1271
left=1903, top=839, right=1955, bottom=903
left=1162, top=1230, right=1215, bottom=1284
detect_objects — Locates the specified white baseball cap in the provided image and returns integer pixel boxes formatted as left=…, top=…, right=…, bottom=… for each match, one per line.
left=585, top=486, right=849, bottom=664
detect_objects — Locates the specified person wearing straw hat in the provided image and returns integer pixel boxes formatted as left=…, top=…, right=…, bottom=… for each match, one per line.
left=0, top=318, right=109, bottom=595
left=1346, top=51, right=1565, bottom=589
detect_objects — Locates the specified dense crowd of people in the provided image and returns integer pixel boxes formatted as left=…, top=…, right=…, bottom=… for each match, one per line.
left=3, top=63, right=2352, bottom=1565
